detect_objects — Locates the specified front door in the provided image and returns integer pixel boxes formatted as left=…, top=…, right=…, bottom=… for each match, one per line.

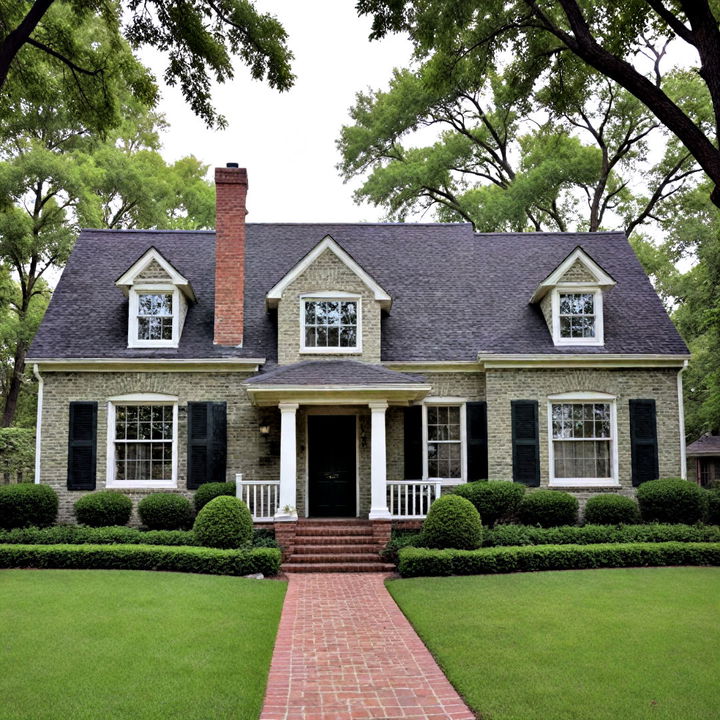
left=308, top=415, right=356, bottom=517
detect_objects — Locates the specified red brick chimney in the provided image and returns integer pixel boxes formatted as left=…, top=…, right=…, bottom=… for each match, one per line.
left=214, top=164, right=248, bottom=346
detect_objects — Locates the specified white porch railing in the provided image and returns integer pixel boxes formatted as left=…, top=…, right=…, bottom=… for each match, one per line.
left=236, top=474, right=280, bottom=521
left=387, top=481, right=442, bottom=519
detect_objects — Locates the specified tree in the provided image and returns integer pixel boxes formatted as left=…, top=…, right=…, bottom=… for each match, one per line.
left=0, top=0, right=294, bottom=129
left=356, top=1, right=720, bottom=207
left=339, top=58, right=700, bottom=233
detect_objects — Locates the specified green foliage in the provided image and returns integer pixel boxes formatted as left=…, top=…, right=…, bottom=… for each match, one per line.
left=380, top=530, right=424, bottom=563
left=0, top=483, right=57, bottom=529
left=137, top=493, right=194, bottom=530
left=0, top=427, right=34, bottom=474
left=583, top=494, right=641, bottom=525
left=518, top=490, right=579, bottom=528
left=193, top=481, right=236, bottom=511
left=422, top=494, right=483, bottom=550
left=637, top=478, right=707, bottom=524
left=706, top=489, right=720, bottom=525
left=0, top=543, right=280, bottom=576
left=397, top=542, right=720, bottom=578
left=193, top=496, right=252, bottom=549
left=451, top=480, right=525, bottom=527
left=74, top=491, right=133, bottom=527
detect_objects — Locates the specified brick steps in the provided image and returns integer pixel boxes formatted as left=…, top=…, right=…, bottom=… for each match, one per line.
left=282, top=520, right=391, bottom=573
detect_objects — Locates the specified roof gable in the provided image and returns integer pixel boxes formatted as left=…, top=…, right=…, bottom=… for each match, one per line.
left=266, top=235, right=391, bottom=310
left=115, top=246, right=196, bottom=301
left=530, top=246, right=616, bottom=303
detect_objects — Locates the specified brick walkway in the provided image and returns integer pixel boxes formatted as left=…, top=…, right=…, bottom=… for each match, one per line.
left=260, top=573, right=475, bottom=720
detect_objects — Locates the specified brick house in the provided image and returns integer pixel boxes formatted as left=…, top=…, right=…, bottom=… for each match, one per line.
left=28, top=165, right=690, bottom=562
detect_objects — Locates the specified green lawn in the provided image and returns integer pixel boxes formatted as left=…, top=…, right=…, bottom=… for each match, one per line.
left=0, top=570, right=286, bottom=720
left=388, top=567, right=720, bottom=720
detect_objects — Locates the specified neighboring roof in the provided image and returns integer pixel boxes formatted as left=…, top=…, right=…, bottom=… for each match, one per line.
left=244, top=360, right=425, bottom=386
left=29, top=224, right=688, bottom=362
left=687, top=433, right=720, bottom=457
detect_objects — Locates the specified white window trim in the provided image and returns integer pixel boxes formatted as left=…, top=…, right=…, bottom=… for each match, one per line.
left=551, top=286, right=604, bottom=347
left=299, top=293, right=363, bottom=354
left=128, top=284, right=181, bottom=349
left=106, top=394, right=179, bottom=489
left=547, top=391, right=619, bottom=487
left=422, top=398, right=467, bottom=486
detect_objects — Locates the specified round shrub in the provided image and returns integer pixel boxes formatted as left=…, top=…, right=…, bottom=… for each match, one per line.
left=193, top=481, right=236, bottom=512
left=138, top=493, right=194, bottom=530
left=74, top=491, right=133, bottom=527
left=636, top=478, right=706, bottom=524
left=518, top=490, right=579, bottom=528
left=451, top=480, right=525, bottom=527
left=706, top=489, right=720, bottom=525
left=421, top=494, right=483, bottom=550
left=193, top=496, right=252, bottom=549
left=0, top=484, right=58, bottom=529
left=583, top=494, right=640, bottom=525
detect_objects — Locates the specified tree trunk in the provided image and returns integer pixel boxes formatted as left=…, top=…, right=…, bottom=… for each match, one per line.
left=2, top=340, right=27, bottom=427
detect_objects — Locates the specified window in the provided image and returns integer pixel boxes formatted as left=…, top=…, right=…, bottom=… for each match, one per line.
left=559, top=293, right=595, bottom=339
left=106, top=397, right=178, bottom=488
left=301, top=297, right=360, bottom=352
left=551, top=287, right=604, bottom=346
left=548, top=397, right=618, bottom=486
left=424, top=404, right=466, bottom=483
left=137, top=293, right=173, bottom=341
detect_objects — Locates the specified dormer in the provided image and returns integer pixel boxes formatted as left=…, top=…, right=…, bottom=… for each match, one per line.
left=530, top=246, right=616, bottom=347
left=115, top=247, right=195, bottom=349
left=266, top=235, right=391, bottom=365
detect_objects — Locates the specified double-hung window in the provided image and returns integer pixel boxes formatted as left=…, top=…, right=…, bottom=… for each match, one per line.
left=424, top=404, right=465, bottom=483
left=549, top=395, right=618, bottom=486
left=552, top=288, right=604, bottom=346
left=301, top=295, right=361, bottom=352
left=137, top=292, right=173, bottom=341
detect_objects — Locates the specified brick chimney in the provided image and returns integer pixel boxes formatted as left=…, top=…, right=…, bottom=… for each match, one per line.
left=214, top=164, right=248, bottom=346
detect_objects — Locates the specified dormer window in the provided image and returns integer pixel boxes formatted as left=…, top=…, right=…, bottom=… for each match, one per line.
left=115, top=247, right=195, bottom=350
left=301, top=294, right=362, bottom=353
left=558, top=292, right=597, bottom=340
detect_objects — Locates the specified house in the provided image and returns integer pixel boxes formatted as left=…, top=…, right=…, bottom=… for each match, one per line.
left=28, top=165, right=690, bottom=562
left=686, top=433, right=720, bottom=487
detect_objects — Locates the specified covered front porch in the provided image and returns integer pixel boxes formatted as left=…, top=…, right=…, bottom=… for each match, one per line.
left=240, top=360, right=435, bottom=522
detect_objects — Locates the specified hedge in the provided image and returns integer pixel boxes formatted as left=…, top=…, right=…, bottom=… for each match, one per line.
left=397, top=542, right=720, bottom=577
left=0, top=484, right=58, bottom=529
left=138, top=493, right=194, bottom=530
left=0, top=525, right=278, bottom=549
left=0, top=543, right=281, bottom=576
left=194, top=496, right=253, bottom=549
left=450, top=481, right=525, bottom=527
left=637, top=478, right=707, bottom=524
left=74, top=491, right=133, bottom=527
left=421, top=494, right=483, bottom=549
left=518, top=490, right=578, bottom=527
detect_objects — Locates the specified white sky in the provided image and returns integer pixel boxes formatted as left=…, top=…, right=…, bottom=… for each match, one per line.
left=139, top=1, right=415, bottom=223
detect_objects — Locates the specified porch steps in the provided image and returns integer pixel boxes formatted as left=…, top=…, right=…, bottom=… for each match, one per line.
left=282, top=519, right=395, bottom=573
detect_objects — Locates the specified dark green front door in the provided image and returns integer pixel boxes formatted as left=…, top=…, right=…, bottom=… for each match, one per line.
left=308, top=415, right=356, bottom=517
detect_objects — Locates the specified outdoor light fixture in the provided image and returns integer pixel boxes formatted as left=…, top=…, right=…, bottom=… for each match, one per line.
left=259, top=424, right=271, bottom=435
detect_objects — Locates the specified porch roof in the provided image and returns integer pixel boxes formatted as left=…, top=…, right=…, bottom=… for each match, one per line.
left=244, top=360, right=431, bottom=406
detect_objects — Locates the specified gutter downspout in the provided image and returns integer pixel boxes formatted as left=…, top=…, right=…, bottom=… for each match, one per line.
left=678, top=361, right=688, bottom=480
left=33, top=363, right=43, bottom=484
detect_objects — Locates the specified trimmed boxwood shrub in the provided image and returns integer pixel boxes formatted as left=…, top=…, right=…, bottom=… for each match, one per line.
left=381, top=531, right=424, bottom=563
left=193, top=496, right=252, bottom=549
left=422, top=495, right=482, bottom=550
left=138, top=493, right=194, bottom=530
left=518, top=490, right=578, bottom=528
left=74, top=491, right=133, bottom=527
left=0, top=543, right=281, bottom=576
left=451, top=480, right=525, bottom=527
left=637, top=478, right=707, bottom=524
left=0, top=484, right=58, bottom=529
left=706, top=489, right=720, bottom=525
left=583, top=494, right=640, bottom=525
left=397, top=542, right=720, bottom=578
left=193, top=481, right=236, bottom=512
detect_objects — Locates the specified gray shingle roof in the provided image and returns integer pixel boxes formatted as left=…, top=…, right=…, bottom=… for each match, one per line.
left=29, top=224, right=688, bottom=362
left=244, top=360, right=425, bottom=386
left=687, top=433, right=720, bottom=456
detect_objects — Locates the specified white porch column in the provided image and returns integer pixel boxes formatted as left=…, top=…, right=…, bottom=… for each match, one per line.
left=276, top=402, right=299, bottom=520
left=368, top=401, right=391, bottom=519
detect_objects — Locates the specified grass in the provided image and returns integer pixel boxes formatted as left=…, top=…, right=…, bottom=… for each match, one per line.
left=0, top=569, right=286, bottom=720
left=388, top=567, right=720, bottom=720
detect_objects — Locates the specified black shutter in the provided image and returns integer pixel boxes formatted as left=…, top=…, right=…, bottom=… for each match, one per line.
left=187, top=402, right=227, bottom=489
left=466, top=401, right=488, bottom=481
left=511, top=400, right=540, bottom=486
left=404, top=405, right=423, bottom=479
left=67, top=402, right=97, bottom=490
left=629, top=399, right=658, bottom=486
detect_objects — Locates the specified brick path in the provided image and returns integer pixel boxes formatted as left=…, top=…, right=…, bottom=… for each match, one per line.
left=260, top=573, right=475, bottom=720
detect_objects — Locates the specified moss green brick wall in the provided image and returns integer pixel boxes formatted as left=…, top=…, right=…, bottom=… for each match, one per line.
left=276, top=249, right=382, bottom=365
left=39, top=371, right=274, bottom=523
left=485, top=367, right=682, bottom=494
